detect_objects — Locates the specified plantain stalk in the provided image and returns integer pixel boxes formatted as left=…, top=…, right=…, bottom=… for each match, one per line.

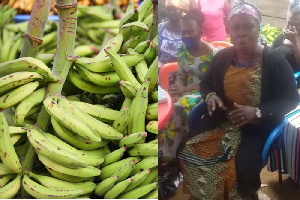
left=21, top=1, right=78, bottom=198
left=148, top=0, right=158, bottom=41
left=20, top=0, right=54, bottom=57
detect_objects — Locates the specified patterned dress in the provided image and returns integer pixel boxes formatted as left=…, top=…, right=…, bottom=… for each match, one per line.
left=158, top=44, right=218, bottom=162
left=178, top=63, right=262, bottom=200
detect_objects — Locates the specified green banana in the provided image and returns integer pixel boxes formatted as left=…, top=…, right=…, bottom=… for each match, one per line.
left=8, top=126, right=27, bottom=135
left=122, top=169, right=150, bottom=193
left=101, top=147, right=127, bottom=167
left=95, top=34, right=123, bottom=60
left=75, top=45, right=97, bottom=57
left=44, top=132, right=104, bottom=167
left=27, top=129, right=88, bottom=168
left=37, top=153, right=101, bottom=178
left=120, top=21, right=149, bottom=42
left=67, top=68, right=121, bottom=94
left=130, top=156, right=158, bottom=176
left=0, top=174, right=21, bottom=199
left=146, top=120, right=158, bottom=134
left=126, top=1, right=135, bottom=13
left=27, top=172, right=96, bottom=194
left=143, top=188, right=158, bottom=199
left=69, top=101, right=120, bottom=122
left=137, top=0, right=153, bottom=22
left=105, top=49, right=141, bottom=89
left=75, top=54, right=144, bottom=73
left=80, top=146, right=110, bottom=158
left=0, top=163, right=15, bottom=176
left=144, top=44, right=157, bottom=65
left=51, top=117, right=104, bottom=150
left=151, top=91, right=158, bottom=102
left=119, top=8, right=138, bottom=28
left=104, top=178, right=133, bottom=199
left=146, top=103, right=158, bottom=120
left=95, top=176, right=119, bottom=197
left=15, top=87, right=46, bottom=126
left=119, top=132, right=147, bottom=147
left=76, top=66, right=120, bottom=86
left=38, top=54, right=55, bottom=66
left=140, top=168, right=158, bottom=186
left=22, top=175, right=83, bottom=199
left=0, top=57, right=58, bottom=81
left=43, top=97, right=101, bottom=142
left=144, top=56, right=158, bottom=93
left=0, top=71, right=43, bottom=89
left=46, top=167, right=91, bottom=183
left=142, top=13, right=153, bottom=26
left=15, top=140, right=30, bottom=158
left=7, top=34, right=22, bottom=61
left=111, top=159, right=136, bottom=182
left=118, top=182, right=158, bottom=199
left=128, top=79, right=150, bottom=134
left=135, top=60, right=149, bottom=84
left=120, top=80, right=137, bottom=98
left=134, top=40, right=150, bottom=54
left=100, top=157, right=140, bottom=180
left=127, top=48, right=138, bottom=55
left=148, top=139, right=158, bottom=144
left=0, top=31, right=14, bottom=63
left=0, top=174, right=15, bottom=188
left=0, top=112, right=21, bottom=173
left=10, top=134, right=23, bottom=146
left=40, top=31, right=57, bottom=49
left=120, top=29, right=150, bottom=53
left=87, top=20, right=120, bottom=29
left=113, top=106, right=129, bottom=134
left=58, top=98, right=123, bottom=140
left=128, top=144, right=158, bottom=157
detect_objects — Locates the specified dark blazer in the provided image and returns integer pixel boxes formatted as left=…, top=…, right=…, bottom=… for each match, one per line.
left=199, top=46, right=299, bottom=190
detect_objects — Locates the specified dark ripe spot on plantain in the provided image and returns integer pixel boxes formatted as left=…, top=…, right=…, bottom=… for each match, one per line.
left=85, top=141, right=91, bottom=144
left=57, top=147, right=61, bottom=150
left=107, top=47, right=111, bottom=50
left=18, top=80, right=21, bottom=83
left=3, top=95, right=9, bottom=103
left=29, top=75, right=34, bottom=78
left=34, top=67, right=38, bottom=70
left=28, top=66, right=32, bottom=69
left=3, top=78, right=6, bottom=80
left=4, top=152, right=7, bottom=158
left=117, top=123, right=120, bottom=128
left=9, top=75, right=13, bottom=78
left=37, top=148, right=41, bottom=150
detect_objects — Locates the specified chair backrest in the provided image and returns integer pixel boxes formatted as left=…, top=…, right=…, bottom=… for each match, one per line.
left=159, top=62, right=178, bottom=90
left=210, top=41, right=233, bottom=49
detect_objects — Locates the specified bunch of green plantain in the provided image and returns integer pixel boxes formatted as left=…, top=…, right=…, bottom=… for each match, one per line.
left=261, top=24, right=281, bottom=45
left=0, top=0, right=158, bottom=199
left=0, top=4, right=17, bottom=31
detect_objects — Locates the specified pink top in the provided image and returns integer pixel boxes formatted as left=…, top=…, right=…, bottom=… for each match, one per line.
left=199, top=0, right=228, bottom=42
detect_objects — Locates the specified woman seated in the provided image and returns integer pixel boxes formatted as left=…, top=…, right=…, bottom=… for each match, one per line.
left=272, top=6, right=300, bottom=73
left=158, top=0, right=185, bottom=86
left=159, top=8, right=218, bottom=167
left=178, top=1, right=299, bottom=200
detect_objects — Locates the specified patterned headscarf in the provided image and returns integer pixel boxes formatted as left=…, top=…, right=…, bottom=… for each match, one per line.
left=228, top=0, right=261, bottom=24
left=165, top=0, right=185, bottom=9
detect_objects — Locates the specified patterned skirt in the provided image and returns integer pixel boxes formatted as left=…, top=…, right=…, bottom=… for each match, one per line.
left=179, top=121, right=244, bottom=200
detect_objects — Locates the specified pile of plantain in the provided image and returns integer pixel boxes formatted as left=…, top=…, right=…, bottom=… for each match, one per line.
left=0, top=0, right=158, bottom=198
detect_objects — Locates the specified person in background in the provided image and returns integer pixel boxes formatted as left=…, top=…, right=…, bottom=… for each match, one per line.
left=197, top=0, right=231, bottom=42
left=159, top=8, right=218, bottom=174
left=287, top=0, right=300, bottom=20
left=178, top=1, right=299, bottom=199
left=158, top=0, right=185, bottom=86
left=273, top=6, right=300, bottom=73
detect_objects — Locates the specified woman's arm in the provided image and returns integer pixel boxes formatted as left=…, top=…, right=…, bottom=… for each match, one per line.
left=259, top=50, right=299, bottom=123
left=293, top=39, right=300, bottom=66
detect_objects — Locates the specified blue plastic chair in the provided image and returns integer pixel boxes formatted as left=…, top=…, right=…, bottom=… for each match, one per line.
left=188, top=102, right=288, bottom=183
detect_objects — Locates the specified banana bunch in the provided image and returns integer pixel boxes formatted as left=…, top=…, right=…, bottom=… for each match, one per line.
left=261, top=24, right=281, bottom=45
left=0, top=4, right=17, bottom=31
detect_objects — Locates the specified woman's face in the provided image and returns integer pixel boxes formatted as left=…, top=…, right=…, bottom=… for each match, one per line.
left=181, top=20, right=201, bottom=38
left=228, top=14, right=260, bottom=51
left=166, top=6, right=183, bottom=22
left=288, top=13, right=300, bottom=34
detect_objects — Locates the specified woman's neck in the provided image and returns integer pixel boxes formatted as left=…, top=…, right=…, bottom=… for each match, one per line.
left=236, top=44, right=263, bottom=63
left=166, top=21, right=181, bottom=32
left=188, top=41, right=213, bottom=56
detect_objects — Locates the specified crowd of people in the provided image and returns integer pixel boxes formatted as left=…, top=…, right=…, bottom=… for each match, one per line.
left=158, top=0, right=300, bottom=200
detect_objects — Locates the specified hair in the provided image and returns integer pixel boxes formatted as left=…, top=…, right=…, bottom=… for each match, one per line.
left=182, top=9, right=205, bottom=28
left=291, top=5, right=300, bottom=16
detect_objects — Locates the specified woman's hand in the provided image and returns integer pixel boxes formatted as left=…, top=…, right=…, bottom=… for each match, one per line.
left=229, top=103, right=258, bottom=127
left=206, top=94, right=227, bottom=116
left=284, top=26, right=299, bottom=44
left=168, top=84, right=186, bottom=98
